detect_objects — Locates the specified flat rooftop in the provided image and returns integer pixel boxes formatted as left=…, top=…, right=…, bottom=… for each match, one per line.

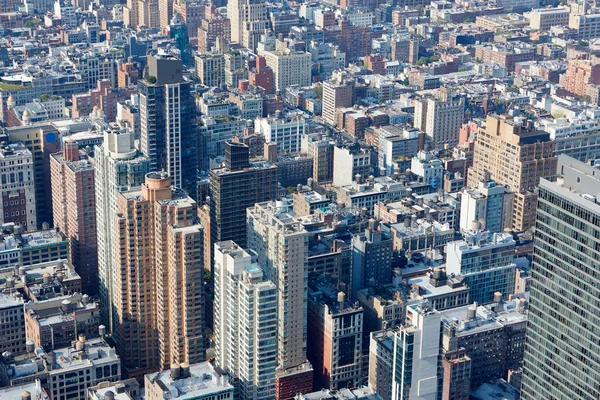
left=146, top=362, right=234, bottom=398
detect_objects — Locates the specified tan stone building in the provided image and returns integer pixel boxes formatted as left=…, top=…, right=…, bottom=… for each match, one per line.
left=467, top=115, right=557, bottom=231
left=114, top=172, right=205, bottom=380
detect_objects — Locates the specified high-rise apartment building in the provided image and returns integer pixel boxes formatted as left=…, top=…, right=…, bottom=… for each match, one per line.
left=413, top=95, right=464, bottom=150
left=213, top=241, right=277, bottom=400
left=50, top=140, right=97, bottom=295
left=209, top=141, right=278, bottom=249
left=195, top=53, right=225, bottom=88
left=392, top=302, right=441, bottom=400
left=227, top=0, right=270, bottom=51
left=247, top=201, right=309, bottom=370
left=322, top=81, right=353, bottom=125
left=114, top=172, right=204, bottom=379
left=468, top=114, right=557, bottom=231
left=0, top=142, right=36, bottom=231
left=94, top=128, right=150, bottom=331
left=139, top=53, right=198, bottom=197
left=521, top=155, right=600, bottom=399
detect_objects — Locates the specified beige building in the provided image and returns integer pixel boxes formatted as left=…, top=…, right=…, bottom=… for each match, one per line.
left=467, top=115, right=557, bottom=231
left=301, top=133, right=335, bottom=183
left=262, top=49, right=312, bottom=93
left=195, top=53, right=225, bottom=88
left=528, top=7, right=569, bottom=31
left=227, top=0, right=270, bottom=51
left=413, top=93, right=464, bottom=150
left=569, top=13, right=600, bottom=40
left=114, top=172, right=205, bottom=380
left=247, top=201, right=309, bottom=370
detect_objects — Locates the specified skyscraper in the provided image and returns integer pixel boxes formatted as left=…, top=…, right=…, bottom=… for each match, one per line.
left=209, top=141, right=278, bottom=249
left=213, top=241, right=277, bottom=400
left=247, top=201, right=309, bottom=370
left=521, top=155, right=600, bottom=399
left=114, top=171, right=205, bottom=379
left=50, top=139, right=97, bottom=294
left=413, top=93, right=464, bottom=150
left=139, top=53, right=198, bottom=198
left=158, top=0, right=173, bottom=29
left=94, top=128, right=150, bottom=331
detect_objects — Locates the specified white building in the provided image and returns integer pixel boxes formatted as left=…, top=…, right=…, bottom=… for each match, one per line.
left=410, top=151, right=444, bottom=190
left=247, top=201, right=309, bottom=370
left=256, top=114, right=306, bottom=154
left=262, top=49, right=312, bottom=93
left=392, top=302, right=440, bottom=400
left=460, top=178, right=510, bottom=234
left=569, top=13, right=600, bottom=40
left=214, top=241, right=278, bottom=400
left=332, top=145, right=371, bottom=187
left=145, top=362, right=235, bottom=400
left=0, top=142, right=37, bottom=232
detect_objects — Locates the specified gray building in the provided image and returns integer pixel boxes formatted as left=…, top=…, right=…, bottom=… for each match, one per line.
left=521, top=155, right=600, bottom=399
left=351, top=220, right=393, bottom=301
left=0, top=294, right=25, bottom=356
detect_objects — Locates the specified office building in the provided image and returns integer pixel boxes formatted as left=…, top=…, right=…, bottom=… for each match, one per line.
left=262, top=49, right=312, bottom=93
left=0, top=142, right=37, bottom=231
left=392, top=302, right=441, bottom=400
left=529, top=7, right=569, bottom=30
left=247, top=201, right=310, bottom=370
left=468, top=114, right=556, bottom=231
left=139, top=53, right=198, bottom=197
left=158, top=0, right=173, bottom=30
left=568, top=13, right=600, bottom=40
left=50, top=140, right=97, bottom=295
left=0, top=293, right=26, bottom=355
left=521, top=155, right=600, bottom=399
left=275, top=362, right=314, bottom=400
left=94, top=128, right=150, bottom=331
left=446, top=231, right=517, bottom=305
left=308, top=283, right=363, bottom=390
left=114, top=172, right=205, bottom=379
left=441, top=349, right=471, bottom=400
left=459, top=175, right=511, bottom=234
left=413, top=95, right=464, bottom=150
left=209, top=141, right=278, bottom=249
left=351, top=220, right=393, bottom=301
left=145, top=362, right=235, bottom=400
left=195, top=53, right=225, bottom=88
left=213, top=241, right=277, bottom=400
left=368, top=330, right=395, bottom=400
